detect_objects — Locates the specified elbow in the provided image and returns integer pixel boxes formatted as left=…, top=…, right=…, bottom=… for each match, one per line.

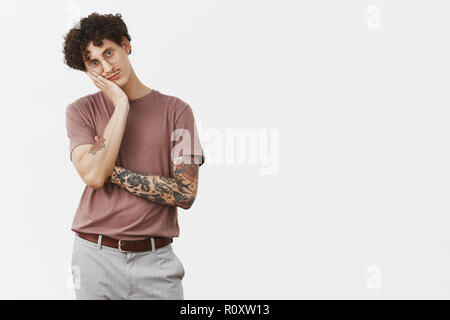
left=90, top=180, right=104, bottom=190
left=179, top=196, right=196, bottom=210
left=84, top=171, right=104, bottom=190
left=179, top=204, right=192, bottom=210
left=180, top=186, right=199, bottom=210
left=86, top=178, right=104, bottom=190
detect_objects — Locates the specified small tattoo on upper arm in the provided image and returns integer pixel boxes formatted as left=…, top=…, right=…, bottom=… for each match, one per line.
left=88, top=135, right=105, bottom=155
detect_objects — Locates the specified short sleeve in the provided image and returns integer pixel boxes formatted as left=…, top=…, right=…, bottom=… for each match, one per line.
left=172, top=104, right=205, bottom=167
left=65, top=102, right=96, bottom=162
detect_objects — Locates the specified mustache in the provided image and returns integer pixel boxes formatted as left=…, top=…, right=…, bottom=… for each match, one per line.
left=105, top=69, right=120, bottom=79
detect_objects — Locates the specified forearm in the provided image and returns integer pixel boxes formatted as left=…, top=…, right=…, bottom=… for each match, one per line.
left=107, top=166, right=195, bottom=209
left=86, top=103, right=129, bottom=187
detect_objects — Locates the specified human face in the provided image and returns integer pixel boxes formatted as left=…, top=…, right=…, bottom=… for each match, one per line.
left=83, top=38, right=131, bottom=86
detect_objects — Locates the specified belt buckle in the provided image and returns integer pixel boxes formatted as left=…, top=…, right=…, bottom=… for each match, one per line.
left=118, top=240, right=130, bottom=253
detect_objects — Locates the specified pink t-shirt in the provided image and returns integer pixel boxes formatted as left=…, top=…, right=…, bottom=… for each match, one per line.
left=65, top=89, right=205, bottom=240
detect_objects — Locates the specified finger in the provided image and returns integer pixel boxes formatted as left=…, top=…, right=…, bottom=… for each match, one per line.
left=95, top=73, right=110, bottom=87
left=90, top=71, right=105, bottom=84
left=87, top=71, right=106, bottom=88
left=86, top=71, right=99, bottom=82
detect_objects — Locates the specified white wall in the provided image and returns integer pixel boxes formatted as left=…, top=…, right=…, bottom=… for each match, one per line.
left=1, top=0, right=450, bottom=299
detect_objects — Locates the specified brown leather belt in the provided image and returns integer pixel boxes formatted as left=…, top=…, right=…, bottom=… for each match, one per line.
left=77, top=232, right=173, bottom=253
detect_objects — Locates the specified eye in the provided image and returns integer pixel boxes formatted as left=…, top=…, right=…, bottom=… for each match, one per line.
left=105, top=50, right=113, bottom=57
left=89, top=60, right=97, bottom=66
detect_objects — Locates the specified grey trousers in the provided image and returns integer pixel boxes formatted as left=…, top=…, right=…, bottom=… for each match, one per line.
left=71, top=233, right=185, bottom=300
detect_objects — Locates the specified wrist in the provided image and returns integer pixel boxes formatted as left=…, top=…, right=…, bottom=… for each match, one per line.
left=105, top=167, right=115, bottom=183
left=113, top=99, right=130, bottom=110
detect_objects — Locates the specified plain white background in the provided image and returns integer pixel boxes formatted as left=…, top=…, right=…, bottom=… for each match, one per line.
left=1, top=0, right=450, bottom=299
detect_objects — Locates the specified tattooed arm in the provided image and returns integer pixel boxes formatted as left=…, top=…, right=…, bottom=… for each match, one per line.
left=106, top=155, right=200, bottom=209
left=70, top=105, right=129, bottom=190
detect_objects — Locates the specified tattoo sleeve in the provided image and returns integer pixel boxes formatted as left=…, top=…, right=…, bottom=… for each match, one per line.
left=106, top=155, right=200, bottom=209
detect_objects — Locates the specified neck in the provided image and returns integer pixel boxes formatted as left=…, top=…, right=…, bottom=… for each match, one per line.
left=121, top=67, right=152, bottom=101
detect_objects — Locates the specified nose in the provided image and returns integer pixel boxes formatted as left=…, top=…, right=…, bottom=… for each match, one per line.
left=101, top=59, right=113, bottom=75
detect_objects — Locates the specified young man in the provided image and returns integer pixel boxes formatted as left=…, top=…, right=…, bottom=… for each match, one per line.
left=63, top=12, right=205, bottom=300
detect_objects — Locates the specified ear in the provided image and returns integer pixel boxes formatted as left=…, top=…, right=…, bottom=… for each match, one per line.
left=121, top=36, right=131, bottom=55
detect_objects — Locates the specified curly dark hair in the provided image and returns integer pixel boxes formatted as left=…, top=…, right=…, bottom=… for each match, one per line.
left=62, top=12, right=132, bottom=71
